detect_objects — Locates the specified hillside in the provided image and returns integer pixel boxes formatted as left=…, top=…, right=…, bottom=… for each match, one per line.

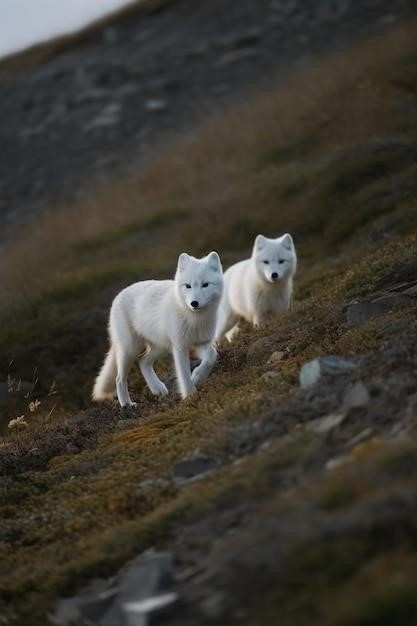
left=0, top=0, right=416, bottom=237
left=1, top=8, right=417, bottom=626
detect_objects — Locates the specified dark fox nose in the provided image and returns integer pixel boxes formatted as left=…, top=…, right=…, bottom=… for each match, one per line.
left=191, top=300, right=199, bottom=309
left=271, top=272, right=278, bottom=280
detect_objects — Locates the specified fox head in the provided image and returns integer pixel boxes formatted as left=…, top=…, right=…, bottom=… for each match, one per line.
left=175, top=251, right=224, bottom=312
left=252, top=233, right=297, bottom=284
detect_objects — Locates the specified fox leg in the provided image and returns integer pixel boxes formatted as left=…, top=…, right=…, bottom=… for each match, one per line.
left=225, top=324, right=241, bottom=342
left=215, top=301, right=239, bottom=342
left=191, top=343, right=218, bottom=386
left=172, top=346, right=196, bottom=399
left=114, top=346, right=137, bottom=407
left=138, top=344, right=168, bottom=397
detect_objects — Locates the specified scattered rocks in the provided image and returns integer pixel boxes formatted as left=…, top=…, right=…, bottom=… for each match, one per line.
left=299, top=355, right=357, bottom=388
left=173, top=456, right=218, bottom=484
left=52, top=550, right=178, bottom=626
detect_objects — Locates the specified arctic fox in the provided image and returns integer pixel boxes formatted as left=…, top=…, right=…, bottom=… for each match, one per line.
left=215, top=233, right=297, bottom=341
left=93, top=251, right=224, bottom=406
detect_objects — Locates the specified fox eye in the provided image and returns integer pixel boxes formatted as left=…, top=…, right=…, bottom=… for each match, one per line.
left=185, top=284, right=191, bottom=289
left=202, top=282, right=209, bottom=288
left=279, top=259, right=285, bottom=264
left=263, top=260, right=269, bottom=265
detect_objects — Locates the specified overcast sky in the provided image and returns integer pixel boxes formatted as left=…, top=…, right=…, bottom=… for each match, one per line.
left=0, top=0, right=135, bottom=59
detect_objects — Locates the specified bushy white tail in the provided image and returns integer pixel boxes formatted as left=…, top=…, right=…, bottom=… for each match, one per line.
left=92, top=345, right=117, bottom=401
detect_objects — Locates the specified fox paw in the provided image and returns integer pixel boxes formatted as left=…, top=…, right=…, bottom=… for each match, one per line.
left=151, top=382, right=169, bottom=397
left=191, top=368, right=204, bottom=386
left=122, top=401, right=137, bottom=408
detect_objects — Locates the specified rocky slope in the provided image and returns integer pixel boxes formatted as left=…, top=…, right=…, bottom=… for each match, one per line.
left=1, top=0, right=416, bottom=237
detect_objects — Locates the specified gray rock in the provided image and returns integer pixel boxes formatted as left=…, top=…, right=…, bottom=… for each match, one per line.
left=173, top=456, right=217, bottom=483
left=343, top=382, right=370, bottom=412
left=87, top=102, right=122, bottom=130
left=267, top=350, right=285, bottom=364
left=326, top=456, right=348, bottom=471
left=309, top=413, right=345, bottom=433
left=216, top=48, right=257, bottom=67
left=247, top=336, right=275, bottom=360
left=52, top=578, right=118, bottom=625
left=52, top=551, right=178, bottom=626
left=144, top=99, right=168, bottom=112
left=121, top=550, right=175, bottom=601
left=261, top=370, right=281, bottom=381
left=138, top=478, right=171, bottom=490
left=299, top=356, right=356, bottom=388
left=346, top=427, right=373, bottom=448
left=347, top=293, right=415, bottom=325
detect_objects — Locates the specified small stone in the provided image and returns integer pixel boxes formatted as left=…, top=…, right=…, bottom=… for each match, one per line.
left=343, top=382, right=370, bottom=412
left=87, top=102, right=122, bottom=129
left=144, top=99, right=168, bottom=112
left=261, top=370, right=281, bottom=381
left=173, top=456, right=217, bottom=483
left=300, top=356, right=356, bottom=388
left=216, top=48, right=257, bottom=67
left=200, top=591, right=226, bottom=619
left=326, top=456, right=349, bottom=471
left=139, top=478, right=171, bottom=490
left=309, top=413, right=345, bottom=433
left=346, top=427, right=373, bottom=448
left=120, top=551, right=178, bottom=623
left=267, top=350, right=285, bottom=364
left=247, top=336, right=275, bottom=359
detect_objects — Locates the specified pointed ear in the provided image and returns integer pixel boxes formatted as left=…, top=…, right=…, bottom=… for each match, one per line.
left=254, top=234, right=267, bottom=252
left=177, top=252, right=191, bottom=272
left=207, top=251, right=222, bottom=272
left=281, top=233, right=293, bottom=250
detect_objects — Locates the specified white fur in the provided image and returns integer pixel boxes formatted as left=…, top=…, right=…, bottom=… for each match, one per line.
left=93, top=251, right=224, bottom=406
left=215, top=233, right=297, bottom=341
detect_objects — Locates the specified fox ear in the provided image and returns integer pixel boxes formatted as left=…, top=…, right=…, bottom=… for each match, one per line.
left=177, top=252, right=191, bottom=272
left=281, top=233, right=293, bottom=250
left=207, top=251, right=222, bottom=272
left=254, top=234, right=267, bottom=251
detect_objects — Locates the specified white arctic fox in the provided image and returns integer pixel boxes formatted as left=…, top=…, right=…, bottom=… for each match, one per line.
left=93, top=251, right=224, bottom=406
left=215, top=233, right=297, bottom=341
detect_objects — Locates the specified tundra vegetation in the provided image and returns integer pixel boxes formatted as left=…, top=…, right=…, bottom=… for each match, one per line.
left=1, top=18, right=417, bottom=626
